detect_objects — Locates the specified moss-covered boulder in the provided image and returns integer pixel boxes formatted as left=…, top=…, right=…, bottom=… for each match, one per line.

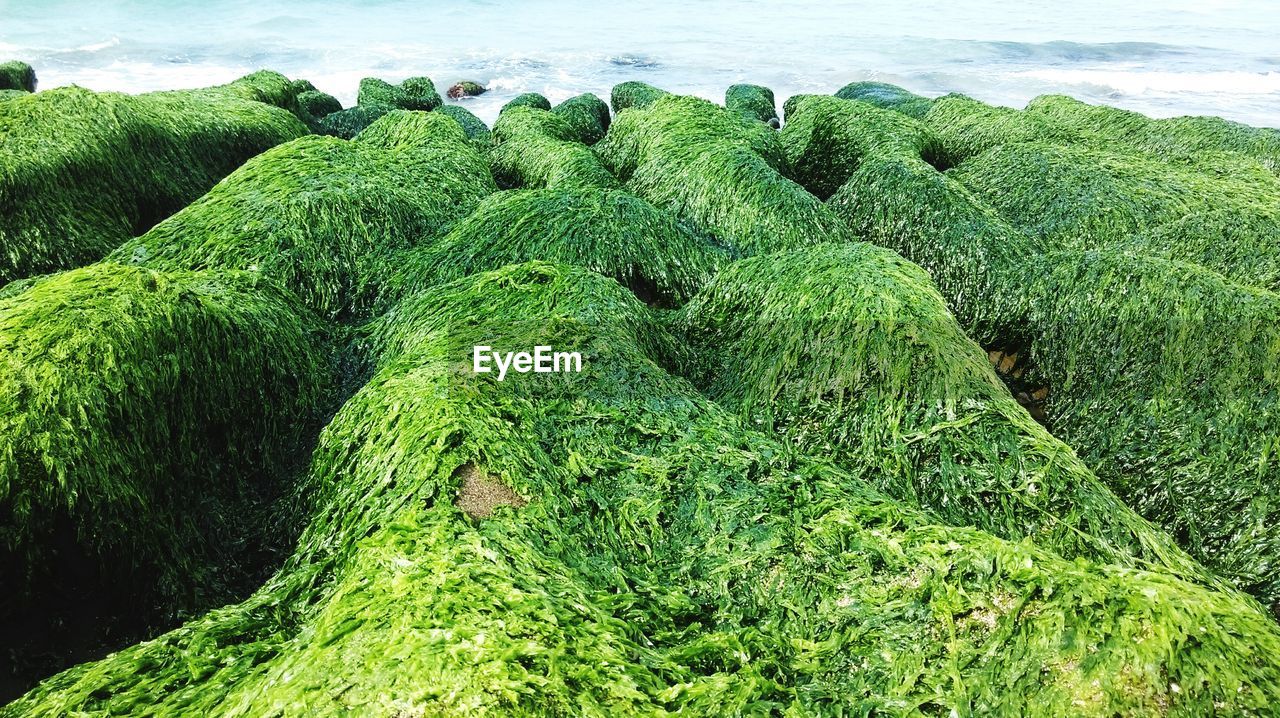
left=490, top=107, right=619, bottom=191
left=356, top=76, right=441, bottom=111
left=8, top=262, right=1280, bottom=716
left=434, top=103, right=492, bottom=144
left=609, top=80, right=670, bottom=112
left=112, top=111, right=497, bottom=319
left=724, top=83, right=779, bottom=127
left=500, top=92, right=551, bottom=113
left=0, top=262, right=332, bottom=628
left=551, top=93, right=611, bottom=144
left=0, top=61, right=35, bottom=93
left=0, top=72, right=309, bottom=285
left=597, top=93, right=846, bottom=256
left=835, top=81, right=934, bottom=118
left=297, top=88, right=342, bottom=119
left=381, top=187, right=725, bottom=307
left=446, top=80, right=487, bottom=99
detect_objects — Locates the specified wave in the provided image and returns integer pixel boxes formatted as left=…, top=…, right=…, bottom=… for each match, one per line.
left=1010, top=68, right=1280, bottom=96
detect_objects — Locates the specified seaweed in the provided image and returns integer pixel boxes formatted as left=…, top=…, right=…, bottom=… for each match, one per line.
left=0, top=61, right=35, bottom=93
left=501, top=92, right=551, bottom=113
left=111, top=111, right=497, bottom=319
left=380, top=187, right=726, bottom=307
left=596, top=94, right=846, bottom=256
left=724, top=84, right=779, bottom=128
left=9, top=262, right=1280, bottom=716
left=922, top=93, right=1058, bottom=167
left=489, top=106, right=620, bottom=190
left=0, top=73, right=309, bottom=284
left=551, top=93, right=611, bottom=144
left=447, top=80, right=487, bottom=99
left=609, top=80, right=670, bottom=112
left=0, top=262, right=332, bottom=618
left=317, top=103, right=392, bottom=139
left=434, top=104, right=492, bottom=145
left=834, top=81, right=933, bottom=118
left=676, top=243, right=1211, bottom=582
left=297, top=89, right=342, bottom=119
left=356, top=76, right=442, bottom=111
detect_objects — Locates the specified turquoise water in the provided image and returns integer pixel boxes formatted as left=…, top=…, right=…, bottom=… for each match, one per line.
left=3, top=0, right=1278, bottom=126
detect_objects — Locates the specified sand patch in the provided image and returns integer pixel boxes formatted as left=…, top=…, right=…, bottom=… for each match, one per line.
left=454, top=463, right=527, bottom=519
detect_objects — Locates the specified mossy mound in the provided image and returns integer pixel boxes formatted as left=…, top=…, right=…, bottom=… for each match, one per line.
left=111, top=111, right=496, bottom=319
left=9, top=261, right=1280, bottom=716
left=724, top=83, right=779, bottom=127
left=948, top=140, right=1280, bottom=290
left=609, top=80, right=670, bottom=112
left=317, top=103, right=391, bottom=139
left=297, top=89, right=341, bottom=119
left=434, top=104, right=492, bottom=144
left=551, top=93, right=611, bottom=144
left=922, top=93, right=1058, bottom=167
left=1027, top=94, right=1280, bottom=173
left=446, top=80, right=487, bottom=99
left=0, top=263, right=332, bottom=617
left=781, top=94, right=1034, bottom=342
left=356, top=76, right=441, bottom=111
left=0, top=61, right=35, bottom=93
left=381, top=187, right=725, bottom=307
left=677, top=243, right=1210, bottom=581
left=500, top=92, right=551, bottom=113
left=1021, top=248, right=1280, bottom=610
left=0, top=72, right=310, bottom=284
left=596, top=94, right=847, bottom=255
left=490, top=106, right=619, bottom=190
left=834, top=81, right=933, bottom=118
left=0, top=89, right=28, bottom=102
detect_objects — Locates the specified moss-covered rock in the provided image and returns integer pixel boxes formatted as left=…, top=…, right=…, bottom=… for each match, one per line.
left=112, top=111, right=497, bottom=319
left=0, top=61, right=35, bottom=93
left=550, top=93, right=611, bottom=144
left=434, top=103, right=492, bottom=144
left=0, top=72, right=310, bottom=285
left=923, top=93, right=1059, bottom=167
left=596, top=93, right=844, bottom=256
left=446, top=80, right=487, bottom=99
left=724, top=83, right=779, bottom=127
left=381, top=187, right=725, bottom=307
left=834, top=80, right=933, bottom=118
left=297, top=89, right=342, bottom=119
left=490, top=106, right=619, bottom=191
left=500, top=92, right=551, bottom=113
left=0, top=262, right=332, bottom=624
left=0, top=89, right=28, bottom=102
left=356, top=76, right=441, bottom=111
left=317, top=103, right=391, bottom=139
left=9, top=261, right=1280, bottom=717
left=609, top=80, right=670, bottom=112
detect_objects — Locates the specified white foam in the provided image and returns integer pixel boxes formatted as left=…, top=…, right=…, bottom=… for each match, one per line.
left=1010, top=68, right=1280, bottom=96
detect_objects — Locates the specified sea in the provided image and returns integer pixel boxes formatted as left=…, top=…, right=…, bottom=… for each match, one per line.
left=3, top=0, right=1278, bottom=127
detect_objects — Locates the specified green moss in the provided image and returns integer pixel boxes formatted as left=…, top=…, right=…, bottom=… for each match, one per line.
left=297, top=89, right=342, bottom=118
left=551, top=93, right=611, bottom=144
left=1027, top=94, right=1280, bottom=173
left=10, top=261, right=1280, bottom=716
left=677, top=243, right=1211, bottom=581
left=0, top=263, right=332, bottom=614
left=110, top=111, right=497, bottom=319
left=724, top=84, right=779, bottom=127
left=0, top=89, right=28, bottom=102
left=596, top=93, right=845, bottom=256
left=0, top=61, right=35, bottom=93
left=501, top=92, right=551, bottom=113
left=923, top=93, right=1058, bottom=167
left=434, top=104, right=492, bottom=144
left=834, top=81, right=933, bottom=118
left=489, top=107, right=619, bottom=191
left=356, top=76, right=442, bottom=111
left=609, top=80, right=670, bottom=112
left=948, top=140, right=1280, bottom=290
left=446, top=80, right=487, bottom=99
left=779, top=95, right=1032, bottom=342
left=0, top=74, right=309, bottom=285
left=379, top=187, right=726, bottom=308
left=317, top=103, right=392, bottom=139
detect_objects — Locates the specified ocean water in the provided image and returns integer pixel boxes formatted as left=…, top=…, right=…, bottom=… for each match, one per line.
left=3, top=0, right=1278, bottom=127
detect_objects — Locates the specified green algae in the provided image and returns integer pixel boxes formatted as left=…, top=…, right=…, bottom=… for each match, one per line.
left=9, top=261, right=1280, bottom=717
left=501, top=92, right=552, bottom=113
left=0, top=72, right=309, bottom=284
left=0, top=263, right=332, bottom=613
left=0, top=61, right=35, bottom=93
left=435, top=103, right=492, bottom=144
left=596, top=94, right=848, bottom=256
left=490, top=106, right=620, bottom=190
left=357, top=76, right=442, bottom=111
left=610, top=80, right=670, bottom=112
left=724, top=84, right=779, bottom=127
left=297, top=89, right=342, bottom=118
left=380, top=187, right=726, bottom=308
left=551, top=93, right=612, bottom=144
left=834, top=81, right=933, bottom=118
left=111, top=111, right=497, bottom=319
